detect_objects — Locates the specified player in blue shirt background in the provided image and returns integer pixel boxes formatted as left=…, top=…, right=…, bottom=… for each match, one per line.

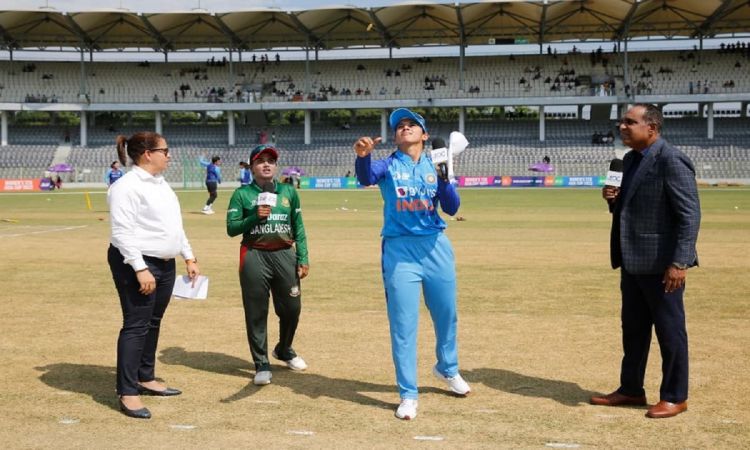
left=199, top=155, right=222, bottom=215
left=238, top=161, right=251, bottom=186
left=105, top=160, right=124, bottom=186
left=353, top=108, right=471, bottom=421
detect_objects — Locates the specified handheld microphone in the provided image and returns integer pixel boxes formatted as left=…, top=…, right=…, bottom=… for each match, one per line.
left=431, top=137, right=449, bottom=181
left=605, top=158, right=624, bottom=188
left=447, top=131, right=469, bottom=180
left=258, top=182, right=277, bottom=207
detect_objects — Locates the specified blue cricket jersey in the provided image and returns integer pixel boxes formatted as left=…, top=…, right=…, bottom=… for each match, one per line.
left=356, top=150, right=460, bottom=237
left=105, top=168, right=124, bottom=186
left=199, top=157, right=222, bottom=183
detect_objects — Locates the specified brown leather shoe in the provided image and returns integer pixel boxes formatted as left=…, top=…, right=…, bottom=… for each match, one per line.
left=590, top=391, right=647, bottom=407
left=646, top=400, right=688, bottom=418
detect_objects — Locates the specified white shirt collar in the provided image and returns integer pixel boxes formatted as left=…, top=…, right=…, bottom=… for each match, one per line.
left=132, top=165, right=164, bottom=184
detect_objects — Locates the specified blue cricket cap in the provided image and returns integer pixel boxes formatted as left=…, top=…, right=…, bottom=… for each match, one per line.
left=389, top=108, right=427, bottom=132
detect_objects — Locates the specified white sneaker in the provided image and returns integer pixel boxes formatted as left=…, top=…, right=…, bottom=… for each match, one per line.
left=202, top=208, right=215, bottom=215
left=395, top=398, right=418, bottom=420
left=253, top=370, right=272, bottom=385
left=272, top=350, right=308, bottom=371
left=432, top=366, right=471, bottom=396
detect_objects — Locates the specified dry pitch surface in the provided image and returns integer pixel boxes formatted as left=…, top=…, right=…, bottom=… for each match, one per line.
left=0, top=188, right=748, bottom=449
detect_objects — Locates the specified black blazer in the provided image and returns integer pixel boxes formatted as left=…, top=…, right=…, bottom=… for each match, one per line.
left=610, top=137, right=701, bottom=274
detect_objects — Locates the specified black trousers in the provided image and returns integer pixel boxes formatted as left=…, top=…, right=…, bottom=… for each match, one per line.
left=108, top=245, right=175, bottom=395
left=618, top=269, right=689, bottom=403
left=205, top=181, right=218, bottom=206
left=238, top=246, right=301, bottom=371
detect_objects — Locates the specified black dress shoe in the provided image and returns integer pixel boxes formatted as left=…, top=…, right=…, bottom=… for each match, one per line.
left=137, top=384, right=182, bottom=396
left=119, top=400, right=151, bottom=419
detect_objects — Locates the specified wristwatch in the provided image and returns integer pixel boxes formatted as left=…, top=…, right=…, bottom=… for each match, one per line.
left=671, top=262, right=689, bottom=270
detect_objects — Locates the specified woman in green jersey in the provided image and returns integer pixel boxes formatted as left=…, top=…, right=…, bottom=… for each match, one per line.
left=226, top=144, right=309, bottom=386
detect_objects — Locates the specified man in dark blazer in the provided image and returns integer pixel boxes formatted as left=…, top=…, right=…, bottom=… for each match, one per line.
left=591, top=103, right=701, bottom=419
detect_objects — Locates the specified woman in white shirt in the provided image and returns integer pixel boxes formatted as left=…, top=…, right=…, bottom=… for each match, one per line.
left=107, top=132, right=200, bottom=419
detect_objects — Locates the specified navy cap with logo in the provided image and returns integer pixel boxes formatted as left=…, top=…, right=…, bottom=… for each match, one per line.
left=389, top=108, right=428, bottom=132
left=250, top=144, right=279, bottom=163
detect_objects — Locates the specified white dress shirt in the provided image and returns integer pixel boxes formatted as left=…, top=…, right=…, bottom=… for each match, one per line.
left=108, top=165, right=195, bottom=271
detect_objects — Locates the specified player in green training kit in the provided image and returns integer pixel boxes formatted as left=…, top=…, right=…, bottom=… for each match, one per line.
left=226, top=144, right=310, bottom=386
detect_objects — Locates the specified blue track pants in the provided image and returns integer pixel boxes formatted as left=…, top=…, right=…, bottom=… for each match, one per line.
left=381, top=232, right=459, bottom=400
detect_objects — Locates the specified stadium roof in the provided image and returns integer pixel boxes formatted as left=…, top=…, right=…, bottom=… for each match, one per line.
left=0, top=1, right=749, bottom=52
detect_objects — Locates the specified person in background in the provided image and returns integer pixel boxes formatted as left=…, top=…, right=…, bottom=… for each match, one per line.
left=592, top=103, right=701, bottom=419
left=226, top=144, right=309, bottom=387
left=199, top=155, right=222, bottom=214
left=108, top=132, right=200, bottom=419
left=353, top=108, right=470, bottom=421
left=238, top=161, right=251, bottom=186
left=105, top=160, right=124, bottom=186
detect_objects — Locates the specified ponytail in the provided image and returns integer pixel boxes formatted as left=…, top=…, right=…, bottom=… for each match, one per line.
left=115, top=132, right=164, bottom=166
left=115, top=135, right=128, bottom=165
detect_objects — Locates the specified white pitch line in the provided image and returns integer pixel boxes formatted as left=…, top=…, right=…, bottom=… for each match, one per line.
left=720, top=419, right=741, bottom=424
left=0, top=225, right=87, bottom=238
left=287, top=430, right=315, bottom=436
left=170, top=424, right=197, bottom=430
left=253, top=400, right=281, bottom=404
left=59, top=418, right=80, bottom=425
left=545, top=443, right=580, bottom=448
left=414, top=436, right=445, bottom=441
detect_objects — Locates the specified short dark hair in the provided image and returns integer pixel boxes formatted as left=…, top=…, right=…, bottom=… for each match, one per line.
left=633, top=103, right=663, bottom=133
left=212, top=156, right=221, bottom=163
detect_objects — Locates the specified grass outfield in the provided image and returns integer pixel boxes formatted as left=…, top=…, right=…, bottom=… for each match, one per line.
left=1, top=187, right=748, bottom=448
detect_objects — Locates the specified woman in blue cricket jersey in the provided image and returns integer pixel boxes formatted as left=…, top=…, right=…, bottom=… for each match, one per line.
left=105, top=160, right=124, bottom=186
left=238, top=161, right=251, bottom=186
left=353, top=108, right=470, bottom=421
left=199, top=155, right=222, bottom=214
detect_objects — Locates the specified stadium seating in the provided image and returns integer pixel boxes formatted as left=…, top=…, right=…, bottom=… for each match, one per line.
left=0, top=144, right=57, bottom=178
left=1, top=48, right=748, bottom=103
left=1, top=47, right=749, bottom=183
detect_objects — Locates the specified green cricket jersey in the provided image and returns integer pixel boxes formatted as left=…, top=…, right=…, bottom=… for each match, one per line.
left=226, top=180, right=309, bottom=265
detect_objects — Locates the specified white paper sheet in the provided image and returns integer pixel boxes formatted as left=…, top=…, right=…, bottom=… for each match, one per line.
left=172, top=275, right=209, bottom=300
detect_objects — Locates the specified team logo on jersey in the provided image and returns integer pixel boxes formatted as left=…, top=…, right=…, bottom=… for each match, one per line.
left=395, top=186, right=408, bottom=198
left=425, top=174, right=436, bottom=184
left=281, top=197, right=290, bottom=207
left=290, top=285, right=301, bottom=297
